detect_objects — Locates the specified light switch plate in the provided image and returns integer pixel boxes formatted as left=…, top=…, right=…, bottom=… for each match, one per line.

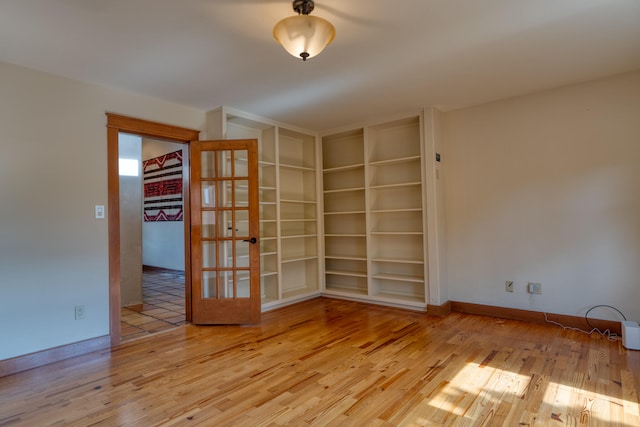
left=95, top=205, right=105, bottom=219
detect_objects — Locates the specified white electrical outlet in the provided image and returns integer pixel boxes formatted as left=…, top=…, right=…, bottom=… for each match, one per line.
left=75, top=305, right=85, bottom=320
left=505, top=281, right=514, bottom=292
left=527, top=282, right=542, bottom=294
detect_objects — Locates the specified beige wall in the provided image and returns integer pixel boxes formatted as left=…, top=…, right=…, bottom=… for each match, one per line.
left=0, top=61, right=205, bottom=360
left=442, top=70, right=640, bottom=321
left=1, top=57, right=638, bottom=361
left=423, top=108, right=448, bottom=306
left=119, top=133, right=143, bottom=307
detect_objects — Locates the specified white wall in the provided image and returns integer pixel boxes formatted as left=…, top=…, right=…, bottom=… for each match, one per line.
left=0, top=61, right=205, bottom=360
left=442, top=71, right=640, bottom=321
left=141, top=138, right=185, bottom=271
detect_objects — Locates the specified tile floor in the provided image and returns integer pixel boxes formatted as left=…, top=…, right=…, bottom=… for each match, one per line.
left=120, top=267, right=186, bottom=342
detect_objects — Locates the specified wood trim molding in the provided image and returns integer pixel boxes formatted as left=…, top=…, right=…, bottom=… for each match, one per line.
left=0, top=336, right=110, bottom=377
left=426, top=300, right=451, bottom=317
left=450, top=301, right=622, bottom=336
left=181, top=144, right=193, bottom=323
left=106, top=113, right=200, bottom=141
left=106, top=113, right=200, bottom=347
left=107, top=125, right=121, bottom=346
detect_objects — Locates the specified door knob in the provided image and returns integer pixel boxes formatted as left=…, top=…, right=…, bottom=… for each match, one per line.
left=242, top=237, right=257, bottom=244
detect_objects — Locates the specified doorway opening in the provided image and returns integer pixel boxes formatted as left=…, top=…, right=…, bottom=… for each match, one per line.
left=118, top=133, right=188, bottom=342
left=106, top=113, right=200, bottom=346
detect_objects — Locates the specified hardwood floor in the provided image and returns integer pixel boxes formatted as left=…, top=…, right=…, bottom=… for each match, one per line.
left=1, top=297, right=639, bottom=426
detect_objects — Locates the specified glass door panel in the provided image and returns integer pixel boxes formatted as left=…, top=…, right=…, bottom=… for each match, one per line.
left=190, top=139, right=260, bottom=324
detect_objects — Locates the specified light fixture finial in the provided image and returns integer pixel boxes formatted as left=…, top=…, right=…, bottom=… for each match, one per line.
left=292, top=0, right=314, bottom=15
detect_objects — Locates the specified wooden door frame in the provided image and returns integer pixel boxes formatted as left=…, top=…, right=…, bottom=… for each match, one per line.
left=106, top=113, right=200, bottom=346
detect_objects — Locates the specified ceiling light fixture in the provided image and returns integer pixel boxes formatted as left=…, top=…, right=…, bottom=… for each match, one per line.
left=273, top=0, right=336, bottom=61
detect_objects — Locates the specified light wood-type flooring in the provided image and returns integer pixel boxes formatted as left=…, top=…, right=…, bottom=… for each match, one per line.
left=1, top=298, right=639, bottom=426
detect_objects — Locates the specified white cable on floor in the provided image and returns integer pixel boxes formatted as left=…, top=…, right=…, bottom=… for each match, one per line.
left=543, top=312, right=620, bottom=342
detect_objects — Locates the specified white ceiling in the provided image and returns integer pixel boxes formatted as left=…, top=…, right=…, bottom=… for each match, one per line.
left=1, top=0, right=639, bottom=131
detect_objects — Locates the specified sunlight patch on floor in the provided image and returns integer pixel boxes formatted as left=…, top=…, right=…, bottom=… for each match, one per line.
left=408, top=360, right=639, bottom=426
left=405, top=360, right=532, bottom=425
left=543, top=380, right=640, bottom=425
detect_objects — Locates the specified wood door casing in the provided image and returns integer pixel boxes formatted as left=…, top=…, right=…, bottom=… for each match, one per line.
left=106, top=113, right=200, bottom=346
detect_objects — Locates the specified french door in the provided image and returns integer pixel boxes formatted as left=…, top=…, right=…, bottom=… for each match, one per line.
left=190, top=139, right=260, bottom=324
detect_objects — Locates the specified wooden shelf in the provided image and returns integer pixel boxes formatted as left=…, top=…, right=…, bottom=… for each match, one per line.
left=326, top=269, right=367, bottom=278
left=368, top=155, right=421, bottom=166
left=279, top=163, right=315, bottom=171
left=372, top=257, right=424, bottom=265
left=372, top=273, right=424, bottom=283
left=282, top=288, right=319, bottom=300
left=227, top=158, right=276, bottom=169
left=321, top=114, right=426, bottom=308
left=325, top=255, right=367, bottom=261
left=324, top=211, right=366, bottom=216
left=323, top=187, right=365, bottom=194
left=260, top=270, right=278, bottom=278
left=281, top=255, right=317, bottom=264
left=281, top=234, right=317, bottom=239
left=369, top=181, right=421, bottom=190
left=323, top=163, right=365, bottom=173
left=370, top=208, right=421, bottom=213
left=280, top=198, right=316, bottom=204
left=370, top=231, right=422, bottom=236
left=235, top=183, right=276, bottom=191
left=324, top=286, right=368, bottom=296
left=372, top=292, right=426, bottom=304
left=209, top=106, right=320, bottom=310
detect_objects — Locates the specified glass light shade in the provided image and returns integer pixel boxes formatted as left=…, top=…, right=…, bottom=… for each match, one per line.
left=273, top=15, right=336, bottom=60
